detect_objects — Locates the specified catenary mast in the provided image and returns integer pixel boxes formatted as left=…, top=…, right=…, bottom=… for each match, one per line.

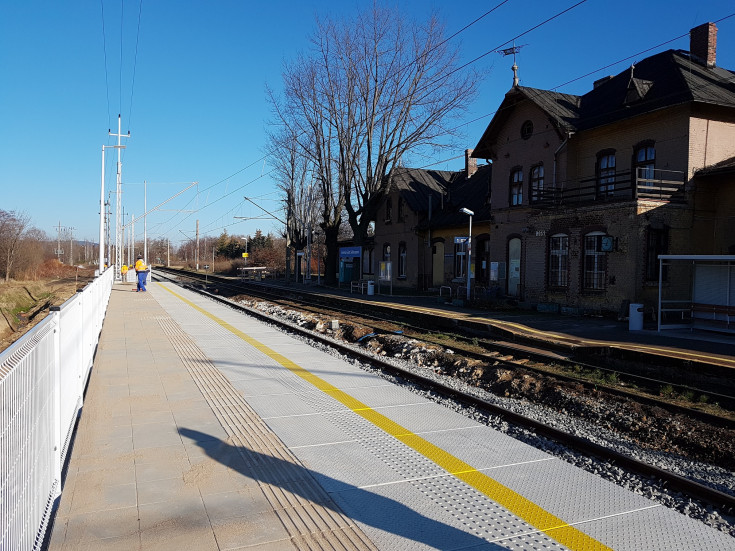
left=110, top=115, right=130, bottom=280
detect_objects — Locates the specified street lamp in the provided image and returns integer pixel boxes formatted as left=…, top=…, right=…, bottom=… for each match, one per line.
left=460, top=208, right=474, bottom=302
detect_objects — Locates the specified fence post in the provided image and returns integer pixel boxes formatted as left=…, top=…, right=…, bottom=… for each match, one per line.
left=77, top=290, right=86, bottom=404
left=50, top=307, right=62, bottom=499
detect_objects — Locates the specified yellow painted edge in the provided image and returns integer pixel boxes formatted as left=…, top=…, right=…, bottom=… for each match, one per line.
left=160, top=284, right=612, bottom=550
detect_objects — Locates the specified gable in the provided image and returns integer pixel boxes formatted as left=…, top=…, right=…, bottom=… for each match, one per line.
left=473, top=87, right=580, bottom=159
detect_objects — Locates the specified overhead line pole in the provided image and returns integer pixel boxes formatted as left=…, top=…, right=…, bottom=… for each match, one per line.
left=100, top=144, right=125, bottom=273
left=110, top=114, right=130, bottom=280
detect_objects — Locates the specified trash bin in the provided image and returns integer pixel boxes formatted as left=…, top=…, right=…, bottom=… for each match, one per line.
left=367, top=281, right=375, bottom=296
left=629, top=303, right=644, bottom=330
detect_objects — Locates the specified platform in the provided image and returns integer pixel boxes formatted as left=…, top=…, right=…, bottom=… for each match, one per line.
left=48, top=281, right=735, bottom=550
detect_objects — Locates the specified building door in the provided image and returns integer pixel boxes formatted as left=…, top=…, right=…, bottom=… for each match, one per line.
left=432, top=241, right=445, bottom=286
left=508, top=238, right=521, bottom=297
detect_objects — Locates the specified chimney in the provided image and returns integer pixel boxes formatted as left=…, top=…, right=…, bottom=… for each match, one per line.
left=465, top=149, right=477, bottom=179
left=690, top=22, right=717, bottom=68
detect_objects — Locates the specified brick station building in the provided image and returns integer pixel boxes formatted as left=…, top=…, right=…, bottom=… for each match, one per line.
left=469, top=22, right=735, bottom=315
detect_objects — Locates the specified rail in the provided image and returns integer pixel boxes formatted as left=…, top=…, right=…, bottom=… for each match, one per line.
left=159, top=276, right=735, bottom=512
left=0, top=267, right=113, bottom=551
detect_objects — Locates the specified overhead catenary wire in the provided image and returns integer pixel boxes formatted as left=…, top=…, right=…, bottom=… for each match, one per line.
left=141, top=3, right=613, bottom=237
left=126, top=0, right=143, bottom=133
left=100, top=0, right=111, bottom=131
left=148, top=8, right=735, bottom=244
left=446, top=11, right=735, bottom=139
left=119, top=0, right=123, bottom=115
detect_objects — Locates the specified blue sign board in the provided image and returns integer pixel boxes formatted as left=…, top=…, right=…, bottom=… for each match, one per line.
left=454, top=236, right=468, bottom=244
left=339, top=246, right=362, bottom=258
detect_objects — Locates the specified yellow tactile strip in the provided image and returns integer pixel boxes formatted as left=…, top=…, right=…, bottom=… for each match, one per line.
left=161, top=284, right=613, bottom=550
left=157, top=315, right=377, bottom=551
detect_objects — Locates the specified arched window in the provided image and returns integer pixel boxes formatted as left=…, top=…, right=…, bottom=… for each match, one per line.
left=510, top=167, right=523, bottom=206
left=397, top=197, right=405, bottom=221
left=383, top=243, right=391, bottom=261
left=385, top=198, right=392, bottom=222
left=634, top=143, right=656, bottom=187
left=583, top=231, right=607, bottom=289
left=548, top=234, right=569, bottom=287
left=596, top=150, right=616, bottom=197
left=530, top=164, right=544, bottom=203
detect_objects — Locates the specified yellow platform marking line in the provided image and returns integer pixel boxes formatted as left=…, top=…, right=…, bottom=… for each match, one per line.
left=160, top=284, right=611, bottom=550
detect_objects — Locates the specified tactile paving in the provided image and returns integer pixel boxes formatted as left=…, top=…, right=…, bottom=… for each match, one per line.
left=152, top=282, right=735, bottom=551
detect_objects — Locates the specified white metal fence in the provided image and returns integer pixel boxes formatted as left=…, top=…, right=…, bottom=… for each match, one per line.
left=0, top=268, right=113, bottom=550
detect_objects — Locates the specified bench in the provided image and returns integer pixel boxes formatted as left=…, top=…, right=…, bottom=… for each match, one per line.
left=350, top=279, right=371, bottom=294
left=691, top=302, right=735, bottom=331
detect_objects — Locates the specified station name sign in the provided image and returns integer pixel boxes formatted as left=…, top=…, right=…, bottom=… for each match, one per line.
left=339, top=246, right=362, bottom=258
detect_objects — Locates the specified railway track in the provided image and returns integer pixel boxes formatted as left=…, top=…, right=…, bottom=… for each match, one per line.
left=153, top=268, right=735, bottom=516
left=155, top=267, right=735, bottom=425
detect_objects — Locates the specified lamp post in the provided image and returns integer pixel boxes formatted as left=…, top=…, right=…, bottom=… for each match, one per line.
left=460, top=208, right=474, bottom=302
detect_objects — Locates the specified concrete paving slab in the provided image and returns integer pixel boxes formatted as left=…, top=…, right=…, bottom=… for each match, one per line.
left=50, top=282, right=374, bottom=551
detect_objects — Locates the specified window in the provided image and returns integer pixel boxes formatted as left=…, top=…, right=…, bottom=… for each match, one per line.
left=549, top=234, right=569, bottom=287
left=383, top=243, right=391, bottom=262
left=385, top=198, right=392, bottom=222
left=521, top=120, right=533, bottom=140
left=597, top=151, right=616, bottom=197
left=397, top=197, right=405, bottom=221
left=510, top=168, right=523, bottom=206
left=454, top=240, right=467, bottom=277
left=530, top=164, right=544, bottom=203
left=363, top=247, right=374, bottom=275
left=398, top=242, right=407, bottom=277
left=645, top=227, right=668, bottom=281
left=634, top=143, right=656, bottom=186
left=584, top=232, right=607, bottom=289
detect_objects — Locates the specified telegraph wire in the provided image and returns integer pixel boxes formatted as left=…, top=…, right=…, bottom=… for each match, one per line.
left=444, top=0, right=588, bottom=82
left=148, top=8, right=734, bottom=241
left=119, top=0, right=124, bottom=116
left=100, top=0, right=111, bottom=131
left=440, top=2, right=511, bottom=49
left=127, top=0, right=144, bottom=132
left=445, top=11, right=735, bottom=138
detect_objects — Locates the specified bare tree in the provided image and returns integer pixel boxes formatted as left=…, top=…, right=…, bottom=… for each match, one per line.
left=268, top=57, right=346, bottom=284
left=269, top=4, right=478, bottom=283
left=341, top=7, right=478, bottom=243
left=15, top=228, right=48, bottom=280
left=266, top=129, right=318, bottom=281
left=0, top=210, right=32, bottom=282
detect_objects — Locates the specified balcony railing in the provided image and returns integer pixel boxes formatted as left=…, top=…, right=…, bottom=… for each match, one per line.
left=530, top=168, right=686, bottom=207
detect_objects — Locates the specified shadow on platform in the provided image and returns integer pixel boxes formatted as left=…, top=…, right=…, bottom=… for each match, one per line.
left=179, top=428, right=504, bottom=550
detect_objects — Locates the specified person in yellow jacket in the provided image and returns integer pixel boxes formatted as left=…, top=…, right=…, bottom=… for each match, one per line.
left=134, top=255, right=148, bottom=292
left=121, top=264, right=128, bottom=283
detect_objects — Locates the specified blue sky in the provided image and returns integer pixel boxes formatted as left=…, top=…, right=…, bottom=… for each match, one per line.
left=1, top=1, right=734, bottom=248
